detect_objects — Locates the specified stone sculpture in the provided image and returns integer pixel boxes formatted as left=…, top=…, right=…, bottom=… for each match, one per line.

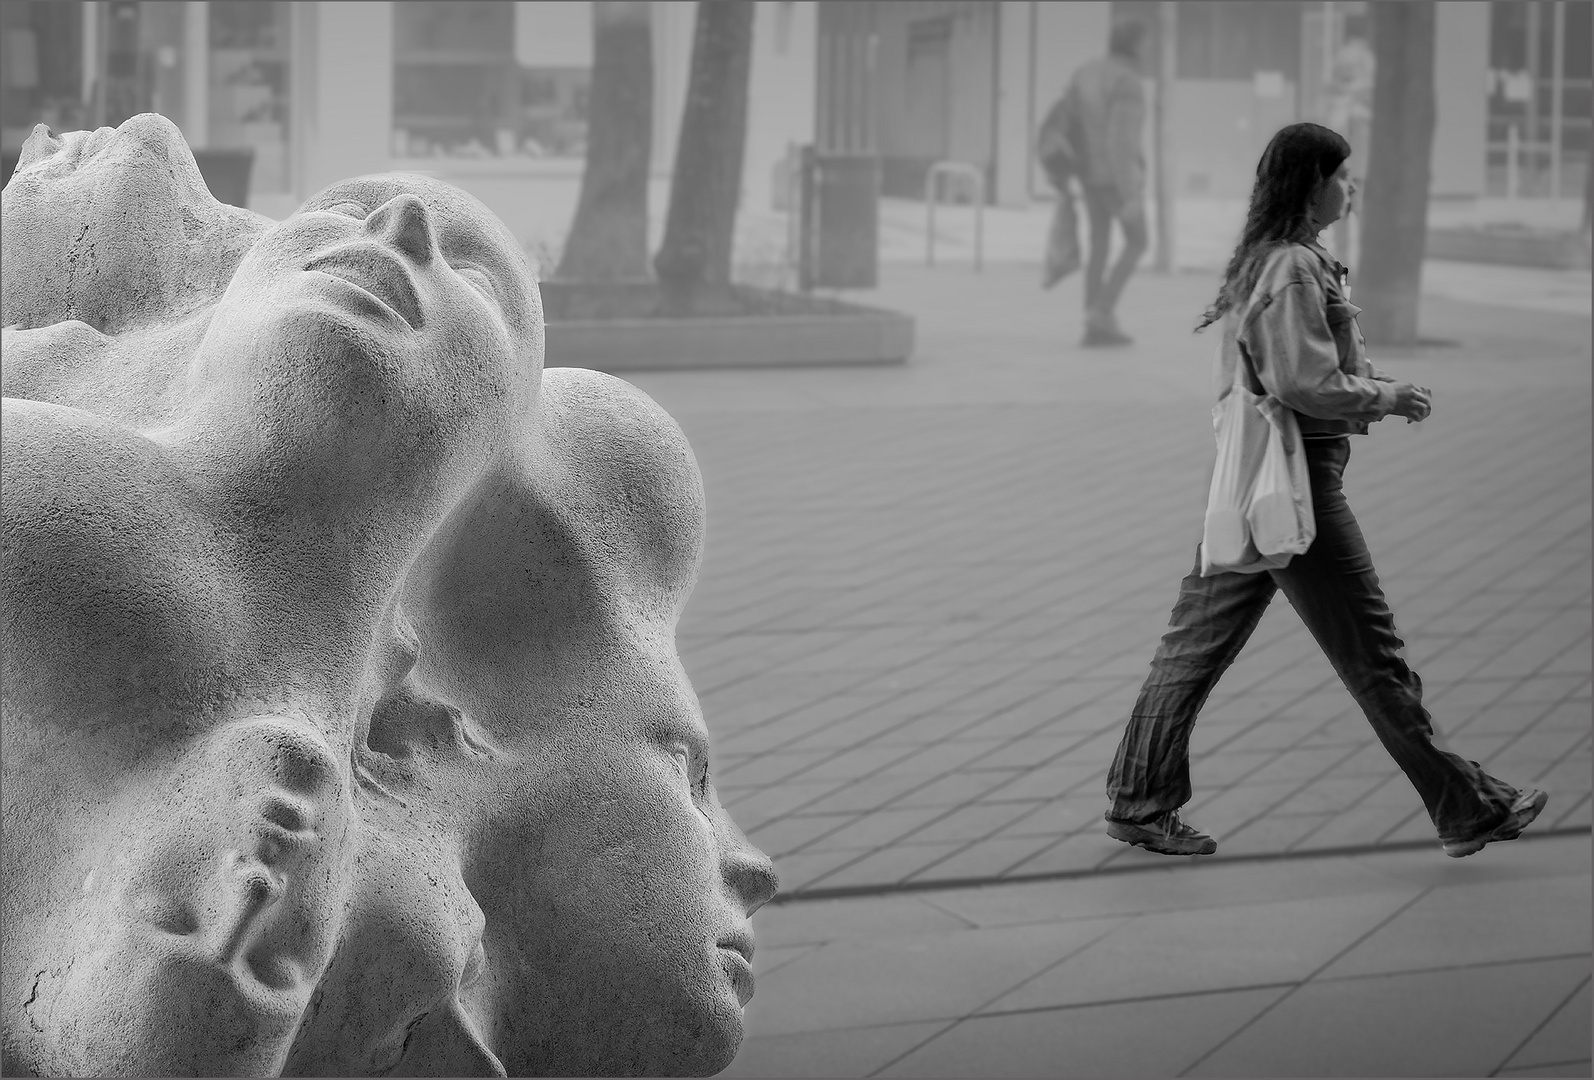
left=0, top=113, right=776, bottom=1078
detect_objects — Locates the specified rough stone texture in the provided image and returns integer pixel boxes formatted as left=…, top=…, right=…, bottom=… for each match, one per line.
left=0, top=113, right=776, bottom=1077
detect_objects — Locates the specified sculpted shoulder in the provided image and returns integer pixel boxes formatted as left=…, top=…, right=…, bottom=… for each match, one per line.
left=0, top=397, right=244, bottom=733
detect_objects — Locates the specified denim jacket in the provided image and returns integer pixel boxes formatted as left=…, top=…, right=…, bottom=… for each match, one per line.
left=1215, top=240, right=1397, bottom=436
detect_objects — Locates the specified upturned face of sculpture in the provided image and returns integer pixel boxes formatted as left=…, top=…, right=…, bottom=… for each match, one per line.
left=0, top=113, right=270, bottom=333
left=198, top=174, right=540, bottom=398
left=179, top=173, right=543, bottom=520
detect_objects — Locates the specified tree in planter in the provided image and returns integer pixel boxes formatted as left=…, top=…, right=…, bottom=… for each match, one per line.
left=652, top=1, right=755, bottom=311
left=557, top=1, right=653, bottom=282
left=1357, top=1, right=1436, bottom=346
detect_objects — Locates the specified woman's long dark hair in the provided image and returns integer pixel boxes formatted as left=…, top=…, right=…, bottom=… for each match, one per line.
left=1197, top=122, right=1351, bottom=330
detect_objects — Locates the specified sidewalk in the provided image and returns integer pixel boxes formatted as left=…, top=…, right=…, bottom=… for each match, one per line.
left=724, top=834, right=1590, bottom=1078
left=620, top=257, right=1591, bottom=1076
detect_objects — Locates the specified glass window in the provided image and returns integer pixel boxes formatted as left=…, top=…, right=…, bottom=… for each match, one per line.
left=1175, top=1, right=1302, bottom=82
left=1487, top=0, right=1591, bottom=196
left=208, top=1, right=292, bottom=193
left=1, top=1, right=87, bottom=153
left=392, top=1, right=593, bottom=160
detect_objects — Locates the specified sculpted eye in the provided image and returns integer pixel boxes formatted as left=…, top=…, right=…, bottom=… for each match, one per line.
left=320, top=199, right=367, bottom=218
left=670, top=745, right=691, bottom=783
left=455, top=264, right=502, bottom=307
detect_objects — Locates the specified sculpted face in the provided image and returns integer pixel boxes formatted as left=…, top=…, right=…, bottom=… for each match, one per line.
left=0, top=113, right=270, bottom=334
left=174, top=175, right=541, bottom=516
left=3, top=115, right=773, bottom=1076
left=458, top=653, right=775, bottom=1077
left=285, top=368, right=778, bottom=1076
left=201, top=174, right=540, bottom=387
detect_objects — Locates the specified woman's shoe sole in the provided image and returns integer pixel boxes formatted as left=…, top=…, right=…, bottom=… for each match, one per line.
left=1105, top=818, right=1218, bottom=856
left=1442, top=789, right=1549, bottom=858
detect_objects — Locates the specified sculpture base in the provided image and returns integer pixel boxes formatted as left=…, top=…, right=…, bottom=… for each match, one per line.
left=540, top=282, right=913, bottom=371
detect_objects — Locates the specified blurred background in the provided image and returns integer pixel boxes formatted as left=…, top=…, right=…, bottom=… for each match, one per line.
left=1, top=1, right=1588, bottom=281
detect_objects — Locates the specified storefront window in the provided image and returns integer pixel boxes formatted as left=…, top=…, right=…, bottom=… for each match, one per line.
left=392, top=1, right=592, bottom=160
left=209, top=1, right=292, bottom=194
left=1, top=2, right=87, bottom=155
left=1486, top=0, right=1590, bottom=197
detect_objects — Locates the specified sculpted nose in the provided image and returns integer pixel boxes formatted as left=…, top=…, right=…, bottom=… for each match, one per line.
left=723, top=826, right=778, bottom=915
left=366, top=194, right=435, bottom=265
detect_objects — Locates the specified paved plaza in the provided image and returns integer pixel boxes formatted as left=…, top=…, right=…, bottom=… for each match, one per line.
left=615, top=251, right=1592, bottom=1076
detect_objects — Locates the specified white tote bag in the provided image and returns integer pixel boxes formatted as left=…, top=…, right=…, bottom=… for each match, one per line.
left=1199, top=350, right=1315, bottom=576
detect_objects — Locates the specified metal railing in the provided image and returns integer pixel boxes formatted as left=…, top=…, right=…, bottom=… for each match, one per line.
left=924, top=160, right=984, bottom=272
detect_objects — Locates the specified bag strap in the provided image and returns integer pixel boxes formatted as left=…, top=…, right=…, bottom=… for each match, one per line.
left=1223, top=316, right=1266, bottom=397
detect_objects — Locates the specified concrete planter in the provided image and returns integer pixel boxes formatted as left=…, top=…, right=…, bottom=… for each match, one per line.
left=1427, top=225, right=1592, bottom=270
left=539, top=282, right=914, bottom=372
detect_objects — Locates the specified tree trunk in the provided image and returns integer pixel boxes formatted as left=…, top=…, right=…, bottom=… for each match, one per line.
left=556, top=1, right=653, bottom=282
left=1357, top=1, right=1436, bottom=346
left=653, top=1, right=755, bottom=311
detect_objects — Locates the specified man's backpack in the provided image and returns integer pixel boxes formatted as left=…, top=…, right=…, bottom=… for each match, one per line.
left=1036, top=87, right=1084, bottom=189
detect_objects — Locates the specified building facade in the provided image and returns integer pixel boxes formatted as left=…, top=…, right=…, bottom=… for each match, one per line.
left=1, top=1, right=1587, bottom=253
left=0, top=0, right=816, bottom=254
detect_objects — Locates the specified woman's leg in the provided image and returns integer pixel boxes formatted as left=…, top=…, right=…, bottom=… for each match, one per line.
left=1269, top=438, right=1520, bottom=841
left=1106, top=551, right=1278, bottom=823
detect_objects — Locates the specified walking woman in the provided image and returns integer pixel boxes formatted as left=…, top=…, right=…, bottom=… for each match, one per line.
left=1104, top=123, right=1547, bottom=859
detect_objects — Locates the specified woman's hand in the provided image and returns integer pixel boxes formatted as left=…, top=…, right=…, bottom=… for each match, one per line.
left=1392, top=383, right=1433, bottom=424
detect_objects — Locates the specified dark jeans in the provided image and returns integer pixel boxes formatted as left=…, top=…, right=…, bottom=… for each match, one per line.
left=1081, top=182, right=1147, bottom=317
left=1106, top=437, right=1519, bottom=842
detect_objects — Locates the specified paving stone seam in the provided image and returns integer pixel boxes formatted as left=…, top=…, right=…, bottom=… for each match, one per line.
left=1548, top=790, right=1592, bottom=831
left=1310, top=954, right=1594, bottom=986
left=766, top=825, right=1594, bottom=903
left=1494, top=1057, right=1594, bottom=1078
left=854, top=980, right=1306, bottom=1078
left=769, top=703, right=1134, bottom=870
left=1491, top=973, right=1594, bottom=1077
left=900, top=736, right=1359, bottom=884
left=959, top=980, right=1314, bottom=1023
left=1173, top=880, right=1440, bottom=1077
left=861, top=915, right=1136, bottom=1078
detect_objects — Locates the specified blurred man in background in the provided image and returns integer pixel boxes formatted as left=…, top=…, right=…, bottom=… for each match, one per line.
left=1060, top=18, right=1149, bottom=347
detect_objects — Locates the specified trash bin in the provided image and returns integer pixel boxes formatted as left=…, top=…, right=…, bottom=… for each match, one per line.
left=193, top=148, right=255, bottom=210
left=798, top=147, right=881, bottom=290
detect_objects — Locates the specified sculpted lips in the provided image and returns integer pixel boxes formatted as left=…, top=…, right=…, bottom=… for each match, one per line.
left=717, top=930, right=755, bottom=1006
left=305, top=245, right=423, bottom=329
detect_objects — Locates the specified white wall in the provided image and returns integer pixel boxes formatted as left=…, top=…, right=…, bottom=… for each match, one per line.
left=742, top=0, right=815, bottom=214
left=994, top=0, right=1032, bottom=205
left=1029, top=1, right=1111, bottom=198
left=1432, top=0, right=1489, bottom=197
left=305, top=1, right=392, bottom=197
